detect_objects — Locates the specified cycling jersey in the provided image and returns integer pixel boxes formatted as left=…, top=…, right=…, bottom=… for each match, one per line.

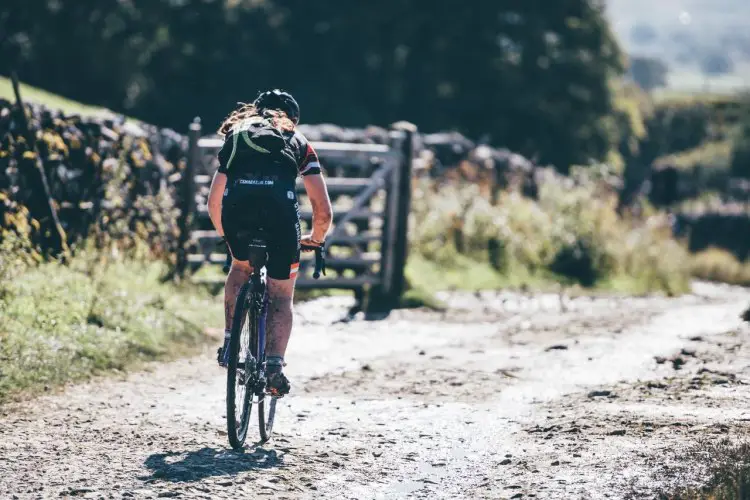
left=217, top=128, right=321, bottom=181
left=218, top=126, right=319, bottom=280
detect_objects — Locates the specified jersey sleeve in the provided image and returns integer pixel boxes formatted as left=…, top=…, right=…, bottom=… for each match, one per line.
left=216, top=134, right=234, bottom=174
left=298, top=143, right=322, bottom=176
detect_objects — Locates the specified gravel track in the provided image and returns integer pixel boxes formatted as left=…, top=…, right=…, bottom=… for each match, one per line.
left=1, top=283, right=749, bottom=499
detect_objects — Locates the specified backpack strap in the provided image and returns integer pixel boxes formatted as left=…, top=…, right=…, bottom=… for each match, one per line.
left=225, top=130, right=240, bottom=170
left=240, top=130, right=271, bottom=154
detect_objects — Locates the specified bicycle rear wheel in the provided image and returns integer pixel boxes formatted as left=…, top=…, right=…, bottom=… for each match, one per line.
left=226, top=282, right=255, bottom=450
left=255, top=289, right=277, bottom=443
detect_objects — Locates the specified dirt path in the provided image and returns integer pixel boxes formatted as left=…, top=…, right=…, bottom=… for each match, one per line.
left=1, top=283, right=749, bottom=499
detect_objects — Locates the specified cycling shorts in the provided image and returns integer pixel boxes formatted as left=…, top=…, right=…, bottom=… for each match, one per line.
left=221, top=178, right=301, bottom=280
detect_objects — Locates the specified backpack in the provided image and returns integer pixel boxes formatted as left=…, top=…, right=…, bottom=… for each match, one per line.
left=224, top=116, right=297, bottom=177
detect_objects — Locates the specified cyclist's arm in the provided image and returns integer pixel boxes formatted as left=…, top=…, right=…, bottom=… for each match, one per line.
left=207, top=137, right=233, bottom=237
left=207, top=171, right=227, bottom=237
left=302, top=173, right=332, bottom=243
left=298, top=141, right=332, bottom=243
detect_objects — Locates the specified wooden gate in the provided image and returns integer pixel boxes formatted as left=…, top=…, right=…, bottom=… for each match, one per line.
left=176, top=118, right=415, bottom=308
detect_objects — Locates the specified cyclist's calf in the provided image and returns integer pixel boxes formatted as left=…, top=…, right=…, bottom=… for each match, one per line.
left=224, top=260, right=253, bottom=332
left=265, top=278, right=295, bottom=359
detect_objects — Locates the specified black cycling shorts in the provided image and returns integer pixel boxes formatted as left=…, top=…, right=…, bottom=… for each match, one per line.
left=221, top=179, right=301, bottom=280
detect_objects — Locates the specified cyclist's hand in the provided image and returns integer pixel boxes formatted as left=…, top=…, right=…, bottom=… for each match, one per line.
left=300, top=235, right=323, bottom=251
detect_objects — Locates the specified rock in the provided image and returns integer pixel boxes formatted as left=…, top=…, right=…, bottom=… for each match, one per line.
left=256, top=480, right=283, bottom=491
left=587, top=390, right=612, bottom=398
left=545, top=345, right=568, bottom=352
left=500, top=459, right=512, bottom=465
left=672, top=357, right=686, bottom=370
left=607, top=429, right=626, bottom=436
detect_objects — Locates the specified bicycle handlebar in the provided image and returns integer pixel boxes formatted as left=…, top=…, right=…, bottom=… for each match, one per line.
left=300, top=243, right=327, bottom=279
left=220, top=237, right=326, bottom=279
left=217, top=237, right=232, bottom=274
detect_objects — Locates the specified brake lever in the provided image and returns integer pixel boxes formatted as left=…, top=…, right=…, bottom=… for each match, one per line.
left=300, top=243, right=326, bottom=279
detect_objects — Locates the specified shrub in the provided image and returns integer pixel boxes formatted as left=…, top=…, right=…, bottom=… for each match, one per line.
left=691, top=247, right=750, bottom=287
left=730, top=115, right=750, bottom=179
left=644, top=101, right=711, bottom=157
left=410, top=168, right=691, bottom=294
left=651, top=140, right=733, bottom=205
left=0, top=193, right=39, bottom=297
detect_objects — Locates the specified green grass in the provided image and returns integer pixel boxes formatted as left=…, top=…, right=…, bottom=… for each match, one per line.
left=406, top=253, right=557, bottom=292
left=0, top=75, right=136, bottom=122
left=0, top=257, right=222, bottom=404
left=0, top=75, right=106, bottom=116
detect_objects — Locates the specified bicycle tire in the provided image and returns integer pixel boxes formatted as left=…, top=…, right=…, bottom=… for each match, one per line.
left=226, top=282, right=255, bottom=450
left=258, top=394, right=277, bottom=442
left=254, top=284, right=277, bottom=442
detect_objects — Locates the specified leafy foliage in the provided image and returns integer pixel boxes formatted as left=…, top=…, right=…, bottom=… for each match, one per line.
left=2, top=0, right=624, bottom=170
left=629, top=56, right=669, bottom=92
left=410, top=168, right=690, bottom=294
left=691, top=248, right=750, bottom=287
left=730, top=112, right=750, bottom=179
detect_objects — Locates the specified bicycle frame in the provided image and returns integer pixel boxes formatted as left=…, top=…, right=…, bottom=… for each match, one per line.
left=247, top=239, right=270, bottom=388
left=223, top=236, right=325, bottom=447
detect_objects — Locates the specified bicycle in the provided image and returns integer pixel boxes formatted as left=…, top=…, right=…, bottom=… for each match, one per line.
left=220, top=235, right=326, bottom=449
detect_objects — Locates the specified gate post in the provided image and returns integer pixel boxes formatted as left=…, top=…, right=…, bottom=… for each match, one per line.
left=390, top=123, right=416, bottom=302
left=370, top=123, right=415, bottom=312
left=175, top=117, right=201, bottom=278
left=377, top=131, right=403, bottom=303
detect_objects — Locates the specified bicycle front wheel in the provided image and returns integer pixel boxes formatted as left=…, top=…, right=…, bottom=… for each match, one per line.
left=226, top=282, right=255, bottom=450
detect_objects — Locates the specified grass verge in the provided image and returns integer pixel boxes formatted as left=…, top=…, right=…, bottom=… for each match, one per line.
left=0, top=74, right=137, bottom=122
left=405, top=253, right=561, bottom=293
left=0, top=75, right=108, bottom=117
left=0, top=257, right=222, bottom=405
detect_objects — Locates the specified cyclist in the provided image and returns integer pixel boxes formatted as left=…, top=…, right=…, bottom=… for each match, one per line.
left=206, top=89, right=333, bottom=397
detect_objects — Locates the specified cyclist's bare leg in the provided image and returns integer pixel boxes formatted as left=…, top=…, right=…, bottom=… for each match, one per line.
left=265, top=276, right=296, bottom=359
left=224, top=259, right=253, bottom=332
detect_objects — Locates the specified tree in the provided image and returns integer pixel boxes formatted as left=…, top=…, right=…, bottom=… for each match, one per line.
left=700, top=52, right=734, bottom=76
left=629, top=56, right=669, bottom=92
left=2, top=0, right=625, bottom=170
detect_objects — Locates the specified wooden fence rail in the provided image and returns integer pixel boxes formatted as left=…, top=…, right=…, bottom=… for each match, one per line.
left=176, top=118, right=415, bottom=310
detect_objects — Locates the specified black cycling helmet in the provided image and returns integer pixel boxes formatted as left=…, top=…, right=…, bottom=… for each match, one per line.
left=253, top=89, right=300, bottom=124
